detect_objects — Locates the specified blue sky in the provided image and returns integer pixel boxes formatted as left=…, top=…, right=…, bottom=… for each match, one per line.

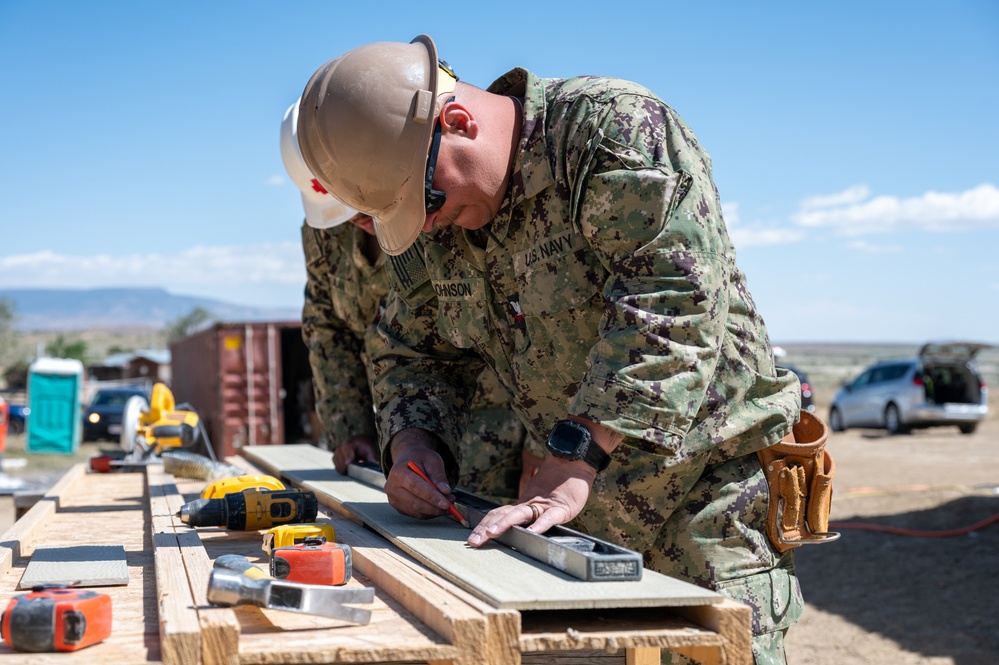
left=1, top=2, right=997, bottom=343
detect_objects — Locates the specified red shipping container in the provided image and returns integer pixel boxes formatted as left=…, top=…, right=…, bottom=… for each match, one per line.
left=170, top=321, right=315, bottom=459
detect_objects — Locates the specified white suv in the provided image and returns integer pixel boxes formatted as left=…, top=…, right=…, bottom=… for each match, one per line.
left=829, top=342, right=990, bottom=435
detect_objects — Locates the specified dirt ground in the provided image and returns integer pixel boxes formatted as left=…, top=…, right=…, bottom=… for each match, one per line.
left=784, top=413, right=999, bottom=665
left=0, top=412, right=996, bottom=664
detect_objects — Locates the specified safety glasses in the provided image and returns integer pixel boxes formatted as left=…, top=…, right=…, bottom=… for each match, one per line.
left=424, top=95, right=455, bottom=215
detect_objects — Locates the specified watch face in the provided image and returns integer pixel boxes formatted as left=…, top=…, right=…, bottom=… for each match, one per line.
left=548, top=423, right=586, bottom=458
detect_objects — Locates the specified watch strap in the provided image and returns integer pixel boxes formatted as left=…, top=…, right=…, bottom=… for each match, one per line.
left=583, top=437, right=611, bottom=472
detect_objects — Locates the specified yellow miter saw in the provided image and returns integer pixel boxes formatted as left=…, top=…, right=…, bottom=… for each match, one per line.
left=104, top=383, right=217, bottom=465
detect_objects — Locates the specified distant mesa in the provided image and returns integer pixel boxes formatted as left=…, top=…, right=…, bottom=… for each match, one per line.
left=0, top=287, right=300, bottom=330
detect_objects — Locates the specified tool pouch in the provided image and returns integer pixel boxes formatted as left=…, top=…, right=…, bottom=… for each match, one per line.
left=757, top=411, right=840, bottom=553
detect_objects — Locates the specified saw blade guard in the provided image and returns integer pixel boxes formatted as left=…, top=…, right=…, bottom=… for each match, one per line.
left=120, top=395, right=150, bottom=452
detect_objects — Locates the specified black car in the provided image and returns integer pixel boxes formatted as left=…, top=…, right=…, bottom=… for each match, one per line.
left=779, top=364, right=815, bottom=414
left=83, top=386, right=150, bottom=442
left=7, top=403, right=28, bottom=434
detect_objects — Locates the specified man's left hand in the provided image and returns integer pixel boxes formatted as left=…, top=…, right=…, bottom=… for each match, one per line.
left=467, top=455, right=596, bottom=547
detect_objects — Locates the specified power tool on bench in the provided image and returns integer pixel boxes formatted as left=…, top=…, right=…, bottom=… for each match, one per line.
left=0, top=585, right=112, bottom=652
left=90, top=382, right=217, bottom=472
left=178, top=486, right=319, bottom=530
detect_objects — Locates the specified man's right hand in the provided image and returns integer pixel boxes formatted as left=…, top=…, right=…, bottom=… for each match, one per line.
left=331, top=435, right=378, bottom=475
left=384, top=428, right=456, bottom=520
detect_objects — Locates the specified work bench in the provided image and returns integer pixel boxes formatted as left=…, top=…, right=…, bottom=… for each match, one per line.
left=0, top=450, right=753, bottom=665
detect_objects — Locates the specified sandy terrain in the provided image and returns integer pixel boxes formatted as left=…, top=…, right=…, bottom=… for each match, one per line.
left=784, top=414, right=999, bottom=665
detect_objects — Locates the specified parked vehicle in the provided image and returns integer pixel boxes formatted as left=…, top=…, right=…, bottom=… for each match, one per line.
left=828, top=342, right=990, bottom=435
left=778, top=364, right=815, bottom=413
left=83, top=386, right=151, bottom=441
left=7, top=404, right=28, bottom=434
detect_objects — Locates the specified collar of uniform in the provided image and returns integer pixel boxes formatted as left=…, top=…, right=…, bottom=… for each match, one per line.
left=425, top=224, right=486, bottom=271
left=485, top=68, right=554, bottom=245
left=348, top=223, right=385, bottom=275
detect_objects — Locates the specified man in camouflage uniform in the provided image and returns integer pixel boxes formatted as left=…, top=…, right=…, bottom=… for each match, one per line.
left=283, top=100, right=535, bottom=502
left=297, top=36, right=804, bottom=663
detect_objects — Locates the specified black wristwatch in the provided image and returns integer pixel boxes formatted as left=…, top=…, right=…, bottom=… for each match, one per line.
left=545, top=420, right=611, bottom=472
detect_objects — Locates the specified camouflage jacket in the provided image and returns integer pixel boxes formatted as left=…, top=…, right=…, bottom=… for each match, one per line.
left=301, top=223, right=516, bottom=449
left=374, top=68, right=800, bottom=471
left=301, top=222, right=386, bottom=446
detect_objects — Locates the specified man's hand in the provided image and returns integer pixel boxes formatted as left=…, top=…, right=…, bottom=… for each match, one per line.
left=384, top=428, right=456, bottom=520
left=331, top=435, right=378, bottom=475
left=467, top=455, right=596, bottom=547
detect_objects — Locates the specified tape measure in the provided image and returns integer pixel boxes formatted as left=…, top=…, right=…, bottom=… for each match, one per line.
left=262, top=523, right=336, bottom=554
left=0, top=586, right=112, bottom=652
left=271, top=536, right=352, bottom=586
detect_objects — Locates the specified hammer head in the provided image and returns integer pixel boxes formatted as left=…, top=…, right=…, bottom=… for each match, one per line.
left=206, top=568, right=374, bottom=624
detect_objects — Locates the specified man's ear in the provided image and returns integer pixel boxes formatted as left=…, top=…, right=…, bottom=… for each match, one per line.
left=440, top=101, right=478, bottom=138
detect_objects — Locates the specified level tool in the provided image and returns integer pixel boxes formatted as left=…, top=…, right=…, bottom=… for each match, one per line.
left=345, top=462, right=644, bottom=582
left=452, top=489, right=643, bottom=582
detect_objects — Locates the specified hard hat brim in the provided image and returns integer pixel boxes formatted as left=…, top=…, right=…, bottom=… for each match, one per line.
left=302, top=193, right=356, bottom=229
left=369, top=35, right=442, bottom=256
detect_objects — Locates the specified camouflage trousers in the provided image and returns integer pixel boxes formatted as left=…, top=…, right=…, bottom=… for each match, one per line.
left=456, top=406, right=527, bottom=503
left=572, top=444, right=803, bottom=665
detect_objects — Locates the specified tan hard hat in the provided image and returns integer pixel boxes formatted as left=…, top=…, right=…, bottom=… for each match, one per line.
left=297, top=35, right=457, bottom=255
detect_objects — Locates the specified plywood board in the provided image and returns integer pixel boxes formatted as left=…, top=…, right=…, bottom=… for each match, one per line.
left=242, top=444, right=722, bottom=611
left=19, top=544, right=129, bottom=589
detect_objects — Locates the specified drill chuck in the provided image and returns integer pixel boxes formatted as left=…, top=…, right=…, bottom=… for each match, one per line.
left=179, top=498, right=226, bottom=527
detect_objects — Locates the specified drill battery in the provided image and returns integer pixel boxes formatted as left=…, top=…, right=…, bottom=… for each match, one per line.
left=270, top=536, right=352, bottom=586
left=200, top=474, right=285, bottom=500
left=0, top=586, right=112, bottom=652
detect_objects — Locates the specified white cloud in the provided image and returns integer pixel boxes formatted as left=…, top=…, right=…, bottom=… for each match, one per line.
left=792, top=183, right=999, bottom=235
left=721, top=202, right=740, bottom=225
left=800, top=185, right=871, bottom=210
left=266, top=175, right=286, bottom=186
left=846, top=239, right=904, bottom=254
left=722, top=201, right=804, bottom=248
left=0, top=243, right=306, bottom=292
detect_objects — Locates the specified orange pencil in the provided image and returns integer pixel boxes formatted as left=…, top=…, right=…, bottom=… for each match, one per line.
left=406, top=461, right=469, bottom=527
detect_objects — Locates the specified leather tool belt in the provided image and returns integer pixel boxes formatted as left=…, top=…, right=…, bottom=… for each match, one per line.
left=757, top=411, right=841, bottom=552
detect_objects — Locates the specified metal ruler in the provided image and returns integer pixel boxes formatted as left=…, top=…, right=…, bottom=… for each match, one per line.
left=452, top=489, right=643, bottom=582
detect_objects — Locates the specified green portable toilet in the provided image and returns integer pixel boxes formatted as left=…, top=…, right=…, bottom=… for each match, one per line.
left=27, top=357, right=84, bottom=454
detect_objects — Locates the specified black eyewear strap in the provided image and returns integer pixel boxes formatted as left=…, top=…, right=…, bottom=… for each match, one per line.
left=424, top=94, right=455, bottom=215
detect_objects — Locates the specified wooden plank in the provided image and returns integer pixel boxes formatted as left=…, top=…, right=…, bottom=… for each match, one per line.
left=0, top=463, right=86, bottom=577
left=148, top=464, right=206, bottom=665
left=13, top=490, right=44, bottom=520
left=519, top=606, right=724, bottom=654
left=311, top=510, right=520, bottom=665
left=242, top=444, right=721, bottom=612
left=676, top=599, right=753, bottom=665
left=0, top=467, right=160, bottom=663
left=174, top=471, right=465, bottom=665
left=148, top=463, right=244, bottom=665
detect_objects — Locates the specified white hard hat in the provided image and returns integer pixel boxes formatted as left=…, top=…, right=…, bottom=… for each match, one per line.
left=280, top=99, right=357, bottom=229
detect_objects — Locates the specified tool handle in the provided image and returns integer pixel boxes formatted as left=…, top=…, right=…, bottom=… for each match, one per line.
left=406, top=461, right=466, bottom=525
left=214, top=554, right=272, bottom=581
